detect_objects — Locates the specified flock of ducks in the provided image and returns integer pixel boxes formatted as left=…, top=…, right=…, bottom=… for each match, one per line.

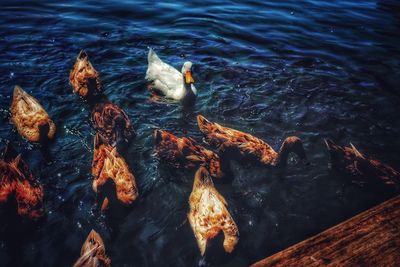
left=1, top=48, right=400, bottom=266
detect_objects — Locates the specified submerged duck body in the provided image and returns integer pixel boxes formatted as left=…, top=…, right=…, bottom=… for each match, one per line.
left=73, top=229, right=111, bottom=267
left=188, top=167, right=239, bottom=256
left=153, top=129, right=223, bottom=179
left=145, top=48, right=197, bottom=103
left=197, top=115, right=307, bottom=167
left=325, top=139, right=400, bottom=193
left=92, top=134, right=138, bottom=211
left=91, top=99, right=134, bottom=147
left=0, top=142, right=44, bottom=220
left=69, top=50, right=102, bottom=98
left=10, top=86, right=56, bottom=143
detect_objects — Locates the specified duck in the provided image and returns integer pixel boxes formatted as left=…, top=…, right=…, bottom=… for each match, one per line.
left=188, top=166, right=239, bottom=256
left=145, top=48, right=197, bottom=104
left=91, top=99, right=135, bottom=147
left=69, top=50, right=102, bottom=98
left=324, top=139, right=400, bottom=194
left=197, top=115, right=307, bottom=167
left=153, top=129, right=224, bottom=179
left=10, top=86, right=56, bottom=143
left=0, top=142, right=44, bottom=220
left=92, top=133, right=138, bottom=211
left=73, top=229, right=111, bottom=267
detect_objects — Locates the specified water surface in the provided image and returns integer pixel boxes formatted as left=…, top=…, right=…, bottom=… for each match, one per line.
left=0, top=0, right=400, bottom=266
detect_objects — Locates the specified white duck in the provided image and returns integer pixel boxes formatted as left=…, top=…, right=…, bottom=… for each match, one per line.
left=145, top=48, right=197, bottom=104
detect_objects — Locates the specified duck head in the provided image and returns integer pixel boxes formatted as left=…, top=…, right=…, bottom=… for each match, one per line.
left=181, top=61, right=195, bottom=86
left=73, top=230, right=111, bottom=267
left=181, top=61, right=197, bottom=105
left=276, top=136, right=308, bottom=167
left=325, top=139, right=400, bottom=192
left=69, top=50, right=102, bottom=98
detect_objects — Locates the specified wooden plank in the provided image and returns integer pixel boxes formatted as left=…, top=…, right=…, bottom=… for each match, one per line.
left=251, top=196, right=400, bottom=267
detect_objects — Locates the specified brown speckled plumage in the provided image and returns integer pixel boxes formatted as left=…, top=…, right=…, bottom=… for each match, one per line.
left=325, top=139, right=400, bottom=194
left=73, top=230, right=111, bottom=267
left=188, top=167, right=239, bottom=256
left=69, top=50, right=102, bottom=98
left=92, top=100, right=134, bottom=147
left=0, top=142, right=44, bottom=220
left=197, top=115, right=307, bottom=167
left=154, top=130, right=223, bottom=179
left=10, top=86, right=56, bottom=143
left=92, top=133, right=138, bottom=211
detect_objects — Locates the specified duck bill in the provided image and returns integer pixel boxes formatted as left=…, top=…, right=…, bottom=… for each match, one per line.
left=185, top=71, right=194, bottom=84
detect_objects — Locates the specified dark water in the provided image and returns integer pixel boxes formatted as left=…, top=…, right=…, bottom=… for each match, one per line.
left=1, top=0, right=400, bottom=266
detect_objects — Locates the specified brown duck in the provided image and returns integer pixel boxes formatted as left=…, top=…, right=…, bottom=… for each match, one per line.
left=188, top=166, right=239, bottom=256
left=10, top=86, right=56, bottom=143
left=69, top=50, right=102, bottom=98
left=325, top=139, right=400, bottom=193
left=153, top=129, right=224, bottom=179
left=197, top=115, right=307, bottom=167
left=92, top=133, right=138, bottom=211
left=0, top=142, right=44, bottom=220
left=73, top=229, right=111, bottom=267
left=92, top=100, right=134, bottom=147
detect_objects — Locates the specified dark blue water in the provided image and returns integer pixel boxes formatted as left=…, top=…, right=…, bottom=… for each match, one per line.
left=1, top=0, right=400, bottom=266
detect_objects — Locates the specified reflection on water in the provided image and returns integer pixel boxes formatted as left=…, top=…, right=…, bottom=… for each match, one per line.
left=0, top=0, right=399, bottom=266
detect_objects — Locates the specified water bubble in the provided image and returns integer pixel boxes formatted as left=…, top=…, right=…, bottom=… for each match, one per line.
left=57, top=173, right=61, bottom=177
left=77, top=222, right=82, bottom=228
left=290, top=11, right=294, bottom=15
left=9, top=72, right=14, bottom=79
left=248, top=220, right=253, bottom=226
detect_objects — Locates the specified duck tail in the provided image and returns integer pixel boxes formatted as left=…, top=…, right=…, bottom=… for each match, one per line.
left=153, top=129, right=166, bottom=145
left=193, top=166, right=214, bottom=189
left=197, top=115, right=213, bottom=134
left=148, top=48, right=160, bottom=64
left=13, top=85, right=25, bottom=98
left=78, top=49, right=88, bottom=60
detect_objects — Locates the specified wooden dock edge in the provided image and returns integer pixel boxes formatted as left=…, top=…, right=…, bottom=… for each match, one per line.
left=251, top=195, right=400, bottom=267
